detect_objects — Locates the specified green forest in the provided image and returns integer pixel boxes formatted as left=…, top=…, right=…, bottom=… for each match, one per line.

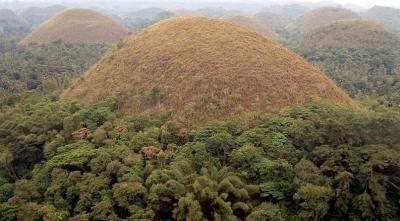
left=295, top=47, right=400, bottom=106
left=1, top=93, right=400, bottom=220
left=1, top=1, right=400, bottom=221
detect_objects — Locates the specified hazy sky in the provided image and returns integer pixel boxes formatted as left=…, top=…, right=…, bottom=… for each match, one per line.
left=285, top=0, right=399, bottom=7
left=318, top=0, right=399, bottom=6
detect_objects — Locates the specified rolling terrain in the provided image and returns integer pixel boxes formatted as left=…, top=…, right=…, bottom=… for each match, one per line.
left=63, top=16, right=355, bottom=124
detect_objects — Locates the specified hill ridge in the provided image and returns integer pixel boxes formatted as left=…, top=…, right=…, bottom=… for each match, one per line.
left=297, top=19, right=400, bottom=50
left=63, top=16, right=355, bottom=124
left=19, top=8, right=128, bottom=45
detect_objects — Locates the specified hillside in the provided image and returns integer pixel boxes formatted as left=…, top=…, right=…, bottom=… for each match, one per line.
left=122, top=8, right=175, bottom=31
left=126, top=7, right=165, bottom=19
left=19, top=8, right=128, bottom=45
left=294, top=19, right=400, bottom=100
left=19, top=5, right=66, bottom=27
left=0, top=9, right=27, bottom=30
left=297, top=19, right=400, bottom=51
left=254, top=11, right=291, bottom=35
left=364, top=6, right=400, bottom=32
left=264, top=4, right=308, bottom=20
left=223, top=15, right=280, bottom=40
left=62, top=16, right=355, bottom=124
left=287, top=7, right=361, bottom=36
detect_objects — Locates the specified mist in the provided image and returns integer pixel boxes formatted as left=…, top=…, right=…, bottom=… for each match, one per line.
left=0, top=0, right=399, bottom=14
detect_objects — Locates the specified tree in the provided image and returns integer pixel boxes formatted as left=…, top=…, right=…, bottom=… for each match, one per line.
left=294, top=184, right=333, bottom=221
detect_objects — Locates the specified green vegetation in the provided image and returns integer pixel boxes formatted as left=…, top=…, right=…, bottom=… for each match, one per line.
left=1, top=93, right=400, bottom=220
left=1, top=5, right=400, bottom=221
left=287, top=7, right=361, bottom=37
left=263, top=4, right=308, bottom=20
left=63, top=17, right=354, bottom=124
left=364, top=6, right=400, bottom=32
left=253, top=11, right=291, bottom=36
left=121, top=9, right=175, bottom=31
left=294, top=19, right=400, bottom=106
left=0, top=41, right=108, bottom=101
left=19, top=5, right=66, bottom=27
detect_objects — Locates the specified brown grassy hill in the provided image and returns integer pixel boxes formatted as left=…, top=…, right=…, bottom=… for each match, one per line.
left=288, top=7, right=361, bottom=36
left=223, top=15, right=280, bottom=41
left=62, top=16, right=355, bottom=124
left=297, top=19, right=400, bottom=51
left=364, top=6, right=400, bottom=32
left=254, top=11, right=291, bottom=34
left=19, top=8, right=128, bottom=45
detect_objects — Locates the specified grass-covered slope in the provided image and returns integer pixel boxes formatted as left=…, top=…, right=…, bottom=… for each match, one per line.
left=296, top=19, right=400, bottom=51
left=19, top=8, right=128, bottom=45
left=364, top=6, right=400, bottom=32
left=294, top=19, right=400, bottom=100
left=63, top=16, right=355, bottom=124
left=288, top=7, right=361, bottom=36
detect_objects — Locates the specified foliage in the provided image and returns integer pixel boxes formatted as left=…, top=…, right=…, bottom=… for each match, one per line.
left=0, top=40, right=108, bottom=100
left=0, top=95, right=400, bottom=220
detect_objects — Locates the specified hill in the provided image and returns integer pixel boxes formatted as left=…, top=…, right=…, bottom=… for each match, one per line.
left=19, top=8, right=128, bottom=45
left=122, top=8, right=175, bottom=31
left=287, top=7, right=361, bottom=36
left=19, top=5, right=66, bottom=27
left=62, top=16, right=354, bottom=124
left=0, top=9, right=27, bottom=30
left=364, top=6, right=400, bottom=32
left=125, top=7, right=166, bottom=19
left=172, top=9, right=201, bottom=16
left=263, top=4, right=308, bottom=20
left=294, top=19, right=400, bottom=100
left=297, top=19, right=400, bottom=51
left=223, top=15, right=280, bottom=40
left=254, top=11, right=291, bottom=35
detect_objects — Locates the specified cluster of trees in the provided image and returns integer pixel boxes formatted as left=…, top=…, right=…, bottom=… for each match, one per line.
left=296, top=47, right=400, bottom=106
left=0, top=40, right=108, bottom=101
left=1, top=93, right=400, bottom=220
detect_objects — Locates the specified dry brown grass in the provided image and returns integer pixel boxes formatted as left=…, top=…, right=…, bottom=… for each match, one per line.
left=19, top=8, right=128, bottom=45
left=62, top=16, right=356, bottom=124
left=297, top=19, right=400, bottom=51
left=287, top=7, right=361, bottom=36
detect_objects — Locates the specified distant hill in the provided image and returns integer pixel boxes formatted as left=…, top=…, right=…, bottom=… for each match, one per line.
left=223, top=15, right=280, bottom=41
left=123, top=7, right=175, bottom=31
left=19, top=5, right=66, bottom=27
left=297, top=19, right=400, bottom=51
left=19, top=8, right=128, bottom=45
left=125, top=7, right=165, bottom=19
left=63, top=16, right=355, bottom=124
left=364, top=6, right=400, bottom=32
left=287, top=7, right=361, bottom=36
left=295, top=19, right=400, bottom=99
left=172, top=9, right=201, bottom=16
left=254, top=11, right=291, bottom=35
left=196, top=7, right=226, bottom=18
left=263, top=4, right=308, bottom=20
left=0, top=9, right=28, bottom=31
